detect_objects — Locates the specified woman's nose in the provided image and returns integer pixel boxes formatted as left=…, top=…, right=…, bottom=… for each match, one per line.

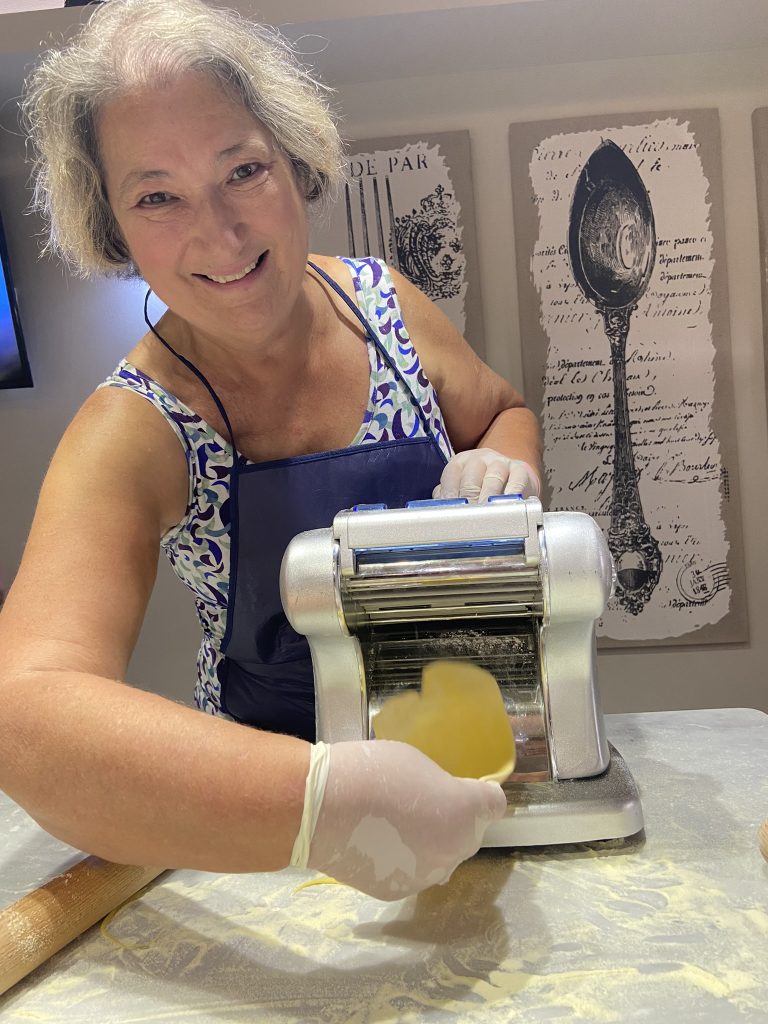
left=193, top=191, right=245, bottom=249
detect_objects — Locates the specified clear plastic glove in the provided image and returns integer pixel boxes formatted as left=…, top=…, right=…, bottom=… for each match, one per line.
left=433, top=448, right=541, bottom=504
left=290, top=739, right=507, bottom=901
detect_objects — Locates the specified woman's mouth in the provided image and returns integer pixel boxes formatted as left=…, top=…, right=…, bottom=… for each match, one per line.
left=199, top=251, right=268, bottom=286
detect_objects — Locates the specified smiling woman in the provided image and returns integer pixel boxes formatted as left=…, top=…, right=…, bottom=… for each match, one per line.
left=23, top=1, right=342, bottom=277
left=95, top=72, right=314, bottom=349
left=0, top=0, right=541, bottom=901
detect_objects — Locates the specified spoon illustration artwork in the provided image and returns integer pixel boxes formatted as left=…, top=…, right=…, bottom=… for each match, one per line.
left=568, top=139, right=662, bottom=615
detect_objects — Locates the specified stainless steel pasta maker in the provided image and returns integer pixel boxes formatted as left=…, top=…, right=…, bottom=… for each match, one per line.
left=280, top=496, right=644, bottom=847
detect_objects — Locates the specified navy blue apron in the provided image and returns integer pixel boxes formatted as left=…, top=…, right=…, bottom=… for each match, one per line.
left=145, top=261, right=447, bottom=741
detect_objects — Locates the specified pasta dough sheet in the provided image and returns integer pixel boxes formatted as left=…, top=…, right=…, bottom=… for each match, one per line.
left=373, top=660, right=516, bottom=782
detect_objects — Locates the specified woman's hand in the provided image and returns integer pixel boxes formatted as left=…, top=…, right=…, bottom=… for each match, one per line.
left=291, top=740, right=507, bottom=900
left=432, top=448, right=541, bottom=504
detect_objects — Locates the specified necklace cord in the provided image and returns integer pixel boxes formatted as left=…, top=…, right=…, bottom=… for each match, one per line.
left=143, top=288, right=239, bottom=457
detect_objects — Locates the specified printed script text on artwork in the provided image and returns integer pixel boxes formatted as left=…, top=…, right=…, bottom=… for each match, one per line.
left=529, top=119, right=731, bottom=640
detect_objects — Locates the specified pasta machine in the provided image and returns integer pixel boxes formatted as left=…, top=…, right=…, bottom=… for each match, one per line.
left=280, top=496, right=644, bottom=847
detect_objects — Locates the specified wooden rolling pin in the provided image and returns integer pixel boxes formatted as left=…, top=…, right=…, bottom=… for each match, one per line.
left=0, top=856, right=164, bottom=995
left=760, top=819, right=768, bottom=864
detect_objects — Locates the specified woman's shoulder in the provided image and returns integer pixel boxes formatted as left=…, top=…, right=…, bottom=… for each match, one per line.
left=74, top=377, right=188, bottom=460
left=51, top=381, right=190, bottom=533
left=310, top=254, right=452, bottom=342
left=100, top=357, right=179, bottom=416
left=309, top=253, right=395, bottom=298
left=312, top=255, right=413, bottom=338
left=99, top=328, right=201, bottom=437
left=80, top=326, right=196, bottom=474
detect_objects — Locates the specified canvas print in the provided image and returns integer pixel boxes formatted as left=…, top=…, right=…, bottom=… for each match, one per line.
left=509, top=110, right=746, bottom=646
left=311, top=130, right=485, bottom=357
left=752, top=108, right=768, bottom=423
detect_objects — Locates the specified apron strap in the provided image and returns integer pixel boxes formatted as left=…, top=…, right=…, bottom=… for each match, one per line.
left=307, top=259, right=445, bottom=456
left=144, top=259, right=447, bottom=463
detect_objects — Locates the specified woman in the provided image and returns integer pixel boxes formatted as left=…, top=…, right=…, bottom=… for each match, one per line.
left=0, top=0, right=542, bottom=900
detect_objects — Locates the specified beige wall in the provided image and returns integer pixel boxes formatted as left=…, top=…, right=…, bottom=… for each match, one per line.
left=1, top=11, right=766, bottom=712
left=0, top=46, right=199, bottom=704
left=329, top=47, right=768, bottom=714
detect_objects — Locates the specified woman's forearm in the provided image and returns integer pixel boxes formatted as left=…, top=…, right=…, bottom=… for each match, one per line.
left=0, top=668, right=310, bottom=872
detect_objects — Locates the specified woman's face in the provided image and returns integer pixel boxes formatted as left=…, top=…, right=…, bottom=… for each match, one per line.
left=98, top=72, right=310, bottom=347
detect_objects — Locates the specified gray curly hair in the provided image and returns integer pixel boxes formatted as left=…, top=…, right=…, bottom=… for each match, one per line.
left=21, top=0, right=345, bottom=278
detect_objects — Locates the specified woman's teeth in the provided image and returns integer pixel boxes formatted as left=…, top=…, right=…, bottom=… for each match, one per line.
left=206, top=258, right=259, bottom=284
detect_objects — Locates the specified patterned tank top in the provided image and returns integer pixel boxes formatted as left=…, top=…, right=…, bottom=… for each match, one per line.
left=99, top=257, right=453, bottom=715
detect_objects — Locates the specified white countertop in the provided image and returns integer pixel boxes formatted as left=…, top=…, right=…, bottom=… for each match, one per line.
left=1, top=708, right=767, bottom=1023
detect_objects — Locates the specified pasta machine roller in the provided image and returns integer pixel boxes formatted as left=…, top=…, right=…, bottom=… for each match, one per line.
left=280, top=496, right=644, bottom=847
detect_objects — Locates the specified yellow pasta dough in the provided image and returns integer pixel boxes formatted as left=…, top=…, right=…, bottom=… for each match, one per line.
left=373, top=660, right=516, bottom=783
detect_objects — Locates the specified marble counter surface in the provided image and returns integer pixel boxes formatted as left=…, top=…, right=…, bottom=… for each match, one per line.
left=1, top=709, right=766, bottom=1023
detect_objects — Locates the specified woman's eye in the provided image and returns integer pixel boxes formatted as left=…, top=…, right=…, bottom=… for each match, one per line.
left=138, top=192, right=172, bottom=207
left=231, top=162, right=266, bottom=182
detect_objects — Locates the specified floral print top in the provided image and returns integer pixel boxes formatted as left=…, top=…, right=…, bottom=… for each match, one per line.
left=98, top=257, right=452, bottom=714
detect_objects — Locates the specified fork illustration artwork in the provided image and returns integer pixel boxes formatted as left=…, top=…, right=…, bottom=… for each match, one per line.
left=344, top=176, right=401, bottom=272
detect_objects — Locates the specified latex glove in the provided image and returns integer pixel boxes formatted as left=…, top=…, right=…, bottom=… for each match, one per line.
left=290, top=740, right=507, bottom=901
left=433, top=448, right=541, bottom=504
